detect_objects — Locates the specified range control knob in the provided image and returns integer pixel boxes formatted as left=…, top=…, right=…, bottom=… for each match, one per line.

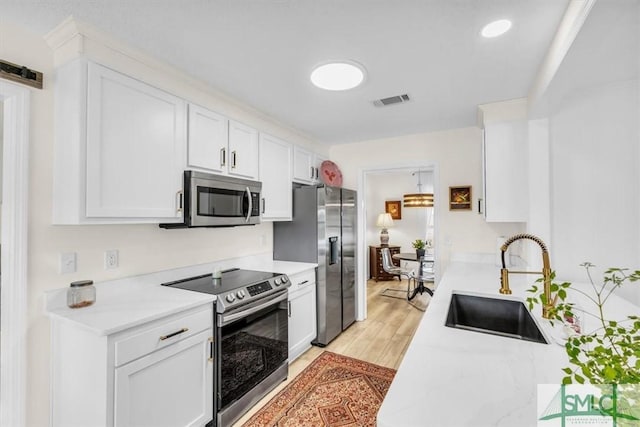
left=281, top=275, right=289, bottom=284
left=226, top=294, right=235, bottom=303
left=236, top=290, right=246, bottom=299
left=274, top=278, right=282, bottom=286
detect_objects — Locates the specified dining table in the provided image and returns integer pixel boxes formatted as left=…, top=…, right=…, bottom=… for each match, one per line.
left=392, top=252, right=435, bottom=300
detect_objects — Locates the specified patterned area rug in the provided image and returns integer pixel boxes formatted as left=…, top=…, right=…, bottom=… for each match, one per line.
left=241, top=351, right=396, bottom=427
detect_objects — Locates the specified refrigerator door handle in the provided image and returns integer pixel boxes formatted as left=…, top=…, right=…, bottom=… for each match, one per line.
left=329, top=236, right=339, bottom=265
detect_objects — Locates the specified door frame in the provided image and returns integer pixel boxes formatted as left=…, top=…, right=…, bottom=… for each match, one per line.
left=0, top=80, right=30, bottom=427
left=356, top=162, right=439, bottom=321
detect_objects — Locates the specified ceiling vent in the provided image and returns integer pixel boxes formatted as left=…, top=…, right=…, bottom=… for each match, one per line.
left=373, top=94, right=410, bottom=107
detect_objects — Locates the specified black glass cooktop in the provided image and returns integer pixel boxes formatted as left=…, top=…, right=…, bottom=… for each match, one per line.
left=161, top=268, right=281, bottom=295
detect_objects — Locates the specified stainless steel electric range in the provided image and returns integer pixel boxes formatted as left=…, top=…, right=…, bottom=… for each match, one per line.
left=162, top=268, right=291, bottom=427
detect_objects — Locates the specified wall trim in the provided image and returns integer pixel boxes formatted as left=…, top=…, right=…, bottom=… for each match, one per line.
left=0, top=81, right=30, bottom=427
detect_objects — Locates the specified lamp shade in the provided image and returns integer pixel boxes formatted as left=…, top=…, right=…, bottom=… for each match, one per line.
left=376, top=213, right=394, bottom=228
left=403, top=193, right=434, bottom=208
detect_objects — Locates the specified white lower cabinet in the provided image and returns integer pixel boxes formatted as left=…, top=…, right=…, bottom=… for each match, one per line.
left=51, top=304, right=214, bottom=427
left=114, top=329, right=212, bottom=427
left=287, top=269, right=317, bottom=361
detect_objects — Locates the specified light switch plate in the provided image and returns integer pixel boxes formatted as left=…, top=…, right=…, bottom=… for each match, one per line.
left=60, top=252, right=77, bottom=274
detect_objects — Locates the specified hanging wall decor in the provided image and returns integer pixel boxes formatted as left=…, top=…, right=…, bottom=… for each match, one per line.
left=385, top=200, right=402, bottom=220
left=449, top=186, right=472, bottom=210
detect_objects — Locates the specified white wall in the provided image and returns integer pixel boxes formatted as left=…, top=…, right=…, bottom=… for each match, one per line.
left=0, top=21, right=323, bottom=426
left=549, top=80, right=639, bottom=301
left=542, top=0, right=640, bottom=304
left=331, top=126, right=525, bottom=279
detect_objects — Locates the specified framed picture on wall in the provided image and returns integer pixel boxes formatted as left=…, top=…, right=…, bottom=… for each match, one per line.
left=385, top=200, right=402, bottom=220
left=449, top=186, right=472, bottom=210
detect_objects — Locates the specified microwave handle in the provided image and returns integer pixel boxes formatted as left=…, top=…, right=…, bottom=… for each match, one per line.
left=245, top=187, right=252, bottom=223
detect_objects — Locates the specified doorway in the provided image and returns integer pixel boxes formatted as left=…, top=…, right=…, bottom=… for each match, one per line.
left=0, top=80, right=30, bottom=427
left=356, top=164, right=438, bottom=321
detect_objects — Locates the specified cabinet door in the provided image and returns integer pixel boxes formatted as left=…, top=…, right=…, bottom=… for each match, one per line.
left=86, top=62, right=185, bottom=219
left=114, top=330, right=213, bottom=427
left=259, top=133, right=292, bottom=221
left=313, top=153, right=327, bottom=184
left=293, top=147, right=314, bottom=184
left=187, top=103, right=228, bottom=174
left=288, top=284, right=316, bottom=362
left=483, top=120, right=527, bottom=222
left=228, top=120, right=259, bottom=179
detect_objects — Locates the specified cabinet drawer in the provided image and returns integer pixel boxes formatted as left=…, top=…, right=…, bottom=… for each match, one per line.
left=288, top=269, right=316, bottom=291
left=114, top=305, right=212, bottom=367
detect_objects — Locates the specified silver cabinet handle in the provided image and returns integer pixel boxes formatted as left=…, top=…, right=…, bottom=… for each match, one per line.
left=310, top=166, right=314, bottom=179
left=298, top=280, right=309, bottom=286
left=220, top=147, right=226, bottom=167
left=288, top=301, right=292, bottom=317
left=208, top=337, right=214, bottom=363
left=176, top=190, right=183, bottom=214
left=231, top=150, right=237, bottom=169
left=262, top=197, right=265, bottom=214
left=160, top=327, right=188, bottom=341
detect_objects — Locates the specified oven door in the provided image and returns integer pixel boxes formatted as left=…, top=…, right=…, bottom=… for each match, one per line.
left=215, top=291, right=289, bottom=426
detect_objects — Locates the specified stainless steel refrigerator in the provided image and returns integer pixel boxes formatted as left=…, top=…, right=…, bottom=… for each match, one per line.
left=273, top=185, right=357, bottom=346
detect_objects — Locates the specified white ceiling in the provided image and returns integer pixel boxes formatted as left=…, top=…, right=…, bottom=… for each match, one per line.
left=1, top=0, right=570, bottom=144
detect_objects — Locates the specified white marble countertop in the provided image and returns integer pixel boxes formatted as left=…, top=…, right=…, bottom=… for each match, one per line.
left=45, top=253, right=317, bottom=336
left=377, top=261, right=639, bottom=427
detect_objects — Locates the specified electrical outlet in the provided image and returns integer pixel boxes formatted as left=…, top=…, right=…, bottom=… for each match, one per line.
left=60, top=252, right=77, bottom=274
left=105, top=250, right=119, bottom=270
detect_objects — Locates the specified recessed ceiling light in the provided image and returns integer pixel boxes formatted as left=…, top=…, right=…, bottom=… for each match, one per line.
left=481, top=19, right=512, bottom=38
left=310, top=61, right=365, bottom=91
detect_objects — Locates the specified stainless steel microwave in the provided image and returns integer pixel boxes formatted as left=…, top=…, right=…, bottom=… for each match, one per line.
left=160, top=171, right=261, bottom=228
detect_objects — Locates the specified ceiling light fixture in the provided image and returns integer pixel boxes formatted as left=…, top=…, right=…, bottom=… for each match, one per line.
left=403, top=170, right=434, bottom=208
left=310, top=61, right=365, bottom=91
left=481, top=19, right=512, bottom=38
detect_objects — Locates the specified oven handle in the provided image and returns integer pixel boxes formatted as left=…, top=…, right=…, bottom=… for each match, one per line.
left=218, top=291, right=288, bottom=326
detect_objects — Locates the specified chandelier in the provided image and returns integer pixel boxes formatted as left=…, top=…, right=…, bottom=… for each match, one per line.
left=403, top=170, right=434, bottom=208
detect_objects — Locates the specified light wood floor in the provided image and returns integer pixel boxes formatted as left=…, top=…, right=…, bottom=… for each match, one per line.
left=232, top=278, right=425, bottom=426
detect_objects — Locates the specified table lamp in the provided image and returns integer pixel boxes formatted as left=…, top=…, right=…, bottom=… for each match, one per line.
left=376, top=213, right=394, bottom=246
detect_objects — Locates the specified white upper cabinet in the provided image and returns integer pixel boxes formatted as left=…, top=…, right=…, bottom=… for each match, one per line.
left=54, top=59, right=186, bottom=224
left=228, top=120, right=259, bottom=180
left=478, top=99, right=528, bottom=223
left=313, top=153, right=327, bottom=184
left=293, top=147, right=326, bottom=184
left=187, top=103, right=228, bottom=174
left=482, top=119, right=528, bottom=222
left=259, top=133, right=292, bottom=221
left=293, top=146, right=315, bottom=184
left=187, top=105, right=259, bottom=180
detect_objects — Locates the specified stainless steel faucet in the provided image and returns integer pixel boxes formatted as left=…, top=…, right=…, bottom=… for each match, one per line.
left=499, top=233, right=555, bottom=319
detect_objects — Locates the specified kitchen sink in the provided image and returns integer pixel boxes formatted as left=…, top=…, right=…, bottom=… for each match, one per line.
left=445, top=292, right=549, bottom=344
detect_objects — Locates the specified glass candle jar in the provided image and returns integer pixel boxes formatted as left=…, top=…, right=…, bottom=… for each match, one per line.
left=67, top=280, right=96, bottom=309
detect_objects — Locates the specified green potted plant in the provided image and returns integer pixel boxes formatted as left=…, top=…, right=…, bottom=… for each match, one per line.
left=412, top=239, right=426, bottom=258
left=527, top=263, right=640, bottom=385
